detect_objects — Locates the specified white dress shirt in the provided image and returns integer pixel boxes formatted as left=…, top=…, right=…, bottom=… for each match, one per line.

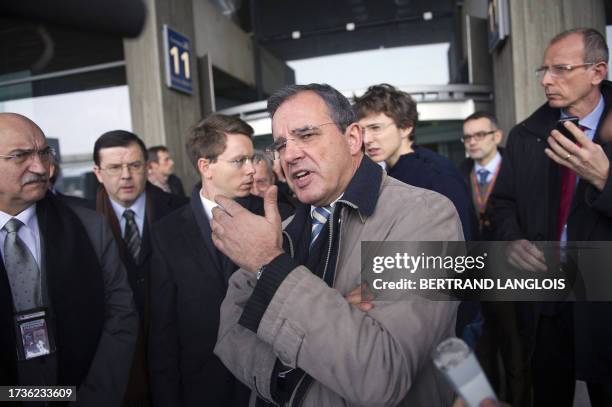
left=474, top=151, right=502, bottom=184
left=200, top=189, right=219, bottom=222
left=110, top=192, right=146, bottom=238
left=0, top=204, right=41, bottom=267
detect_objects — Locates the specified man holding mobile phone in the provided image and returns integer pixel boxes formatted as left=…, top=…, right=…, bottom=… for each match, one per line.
left=491, top=28, right=611, bottom=406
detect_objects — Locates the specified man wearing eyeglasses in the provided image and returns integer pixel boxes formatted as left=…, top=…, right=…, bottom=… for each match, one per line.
left=460, top=112, right=504, bottom=241
left=92, top=130, right=187, bottom=405
left=460, top=112, right=530, bottom=406
left=491, top=28, right=611, bottom=405
left=211, top=84, right=462, bottom=406
left=0, top=113, right=138, bottom=404
left=149, top=114, right=269, bottom=406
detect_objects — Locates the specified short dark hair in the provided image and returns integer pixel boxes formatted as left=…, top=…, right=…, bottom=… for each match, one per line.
left=352, top=84, right=419, bottom=141
left=267, top=83, right=355, bottom=133
left=186, top=113, right=253, bottom=169
left=549, top=28, right=609, bottom=64
left=463, top=111, right=500, bottom=129
left=147, top=145, right=169, bottom=163
left=93, top=130, right=147, bottom=166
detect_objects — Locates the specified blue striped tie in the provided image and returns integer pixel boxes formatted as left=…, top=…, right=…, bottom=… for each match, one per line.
left=310, top=206, right=332, bottom=249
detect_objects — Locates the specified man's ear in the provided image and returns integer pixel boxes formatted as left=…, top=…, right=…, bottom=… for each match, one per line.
left=494, top=130, right=503, bottom=145
left=345, top=123, right=363, bottom=155
left=198, top=158, right=212, bottom=179
left=592, top=62, right=608, bottom=86
left=92, top=165, right=104, bottom=183
left=398, top=125, right=414, bottom=141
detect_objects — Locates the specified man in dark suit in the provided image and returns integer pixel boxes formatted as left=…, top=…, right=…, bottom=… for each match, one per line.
left=459, top=112, right=529, bottom=406
left=147, top=145, right=186, bottom=197
left=0, top=113, right=138, bottom=405
left=460, top=112, right=503, bottom=241
left=491, top=28, right=611, bottom=406
left=148, top=114, right=262, bottom=406
left=93, top=130, right=187, bottom=405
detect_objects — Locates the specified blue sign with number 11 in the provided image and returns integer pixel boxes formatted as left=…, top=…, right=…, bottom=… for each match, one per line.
left=163, top=25, right=193, bottom=94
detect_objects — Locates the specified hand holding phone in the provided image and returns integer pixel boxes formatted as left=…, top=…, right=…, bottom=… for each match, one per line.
left=555, top=116, right=580, bottom=144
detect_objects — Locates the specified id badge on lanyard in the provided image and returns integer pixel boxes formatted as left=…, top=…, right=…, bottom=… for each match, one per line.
left=14, top=308, right=56, bottom=361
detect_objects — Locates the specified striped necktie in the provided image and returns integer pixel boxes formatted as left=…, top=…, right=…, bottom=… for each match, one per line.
left=310, top=206, right=332, bottom=249
left=123, top=209, right=141, bottom=261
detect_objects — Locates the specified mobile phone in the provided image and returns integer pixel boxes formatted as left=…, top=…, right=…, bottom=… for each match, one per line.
left=555, top=116, right=580, bottom=144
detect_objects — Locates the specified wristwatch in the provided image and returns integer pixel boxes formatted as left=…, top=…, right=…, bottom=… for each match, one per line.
left=256, top=264, right=267, bottom=280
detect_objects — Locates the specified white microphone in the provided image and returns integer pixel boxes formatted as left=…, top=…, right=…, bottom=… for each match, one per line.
left=433, top=337, right=497, bottom=407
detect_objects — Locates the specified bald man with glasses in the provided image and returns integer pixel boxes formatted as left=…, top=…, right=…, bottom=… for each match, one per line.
left=0, top=113, right=138, bottom=405
left=491, top=27, right=612, bottom=406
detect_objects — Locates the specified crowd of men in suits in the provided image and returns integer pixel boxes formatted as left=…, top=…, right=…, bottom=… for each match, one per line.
left=0, top=26, right=610, bottom=407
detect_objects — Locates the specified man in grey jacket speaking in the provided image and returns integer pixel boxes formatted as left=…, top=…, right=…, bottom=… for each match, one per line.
left=211, top=84, right=462, bottom=406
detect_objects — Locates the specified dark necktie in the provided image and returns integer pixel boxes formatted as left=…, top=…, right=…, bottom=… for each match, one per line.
left=3, top=218, right=41, bottom=311
left=310, top=206, right=332, bottom=250
left=477, top=169, right=490, bottom=186
left=123, top=209, right=141, bottom=261
left=557, top=124, right=588, bottom=239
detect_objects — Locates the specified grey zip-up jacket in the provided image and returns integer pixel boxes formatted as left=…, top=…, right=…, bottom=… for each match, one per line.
left=215, top=162, right=463, bottom=407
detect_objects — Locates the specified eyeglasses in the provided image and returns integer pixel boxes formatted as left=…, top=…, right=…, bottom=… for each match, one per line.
left=100, top=161, right=145, bottom=176
left=0, top=146, right=55, bottom=165
left=534, top=62, right=597, bottom=79
left=461, top=130, right=496, bottom=143
left=361, top=122, right=395, bottom=136
left=214, top=155, right=256, bottom=169
left=265, top=122, right=336, bottom=159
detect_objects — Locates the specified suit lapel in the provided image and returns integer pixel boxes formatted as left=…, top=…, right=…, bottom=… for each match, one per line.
left=189, top=194, right=224, bottom=272
left=180, top=206, right=229, bottom=289
left=0, top=256, right=17, bottom=383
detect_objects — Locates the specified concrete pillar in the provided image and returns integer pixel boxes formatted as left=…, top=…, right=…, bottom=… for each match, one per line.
left=491, top=0, right=606, bottom=134
left=123, top=0, right=202, bottom=189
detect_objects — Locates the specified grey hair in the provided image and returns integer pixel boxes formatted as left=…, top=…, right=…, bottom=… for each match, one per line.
left=252, top=150, right=274, bottom=178
left=550, top=27, right=609, bottom=63
left=267, top=83, right=356, bottom=133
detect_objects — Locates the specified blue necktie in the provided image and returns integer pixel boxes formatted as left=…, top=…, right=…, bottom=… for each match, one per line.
left=477, top=169, right=490, bottom=186
left=310, top=206, right=332, bottom=249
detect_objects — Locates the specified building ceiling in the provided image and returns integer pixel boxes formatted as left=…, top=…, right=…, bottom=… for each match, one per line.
left=244, top=0, right=459, bottom=61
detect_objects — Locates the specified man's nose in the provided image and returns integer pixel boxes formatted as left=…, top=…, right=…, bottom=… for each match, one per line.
left=283, top=140, right=305, bottom=163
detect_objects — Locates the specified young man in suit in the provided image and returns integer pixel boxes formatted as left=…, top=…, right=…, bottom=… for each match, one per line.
left=0, top=113, right=138, bottom=405
left=147, top=145, right=186, bottom=197
left=460, top=112, right=503, bottom=241
left=460, top=112, right=529, bottom=406
left=148, top=114, right=262, bottom=406
left=492, top=28, right=611, bottom=405
left=93, top=130, right=187, bottom=405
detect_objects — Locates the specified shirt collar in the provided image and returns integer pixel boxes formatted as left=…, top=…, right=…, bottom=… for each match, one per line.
left=474, top=150, right=502, bottom=174
left=337, top=155, right=383, bottom=221
left=110, top=191, right=147, bottom=221
left=199, top=188, right=218, bottom=222
left=561, top=93, right=604, bottom=136
left=309, top=194, right=343, bottom=219
left=0, top=204, right=37, bottom=231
